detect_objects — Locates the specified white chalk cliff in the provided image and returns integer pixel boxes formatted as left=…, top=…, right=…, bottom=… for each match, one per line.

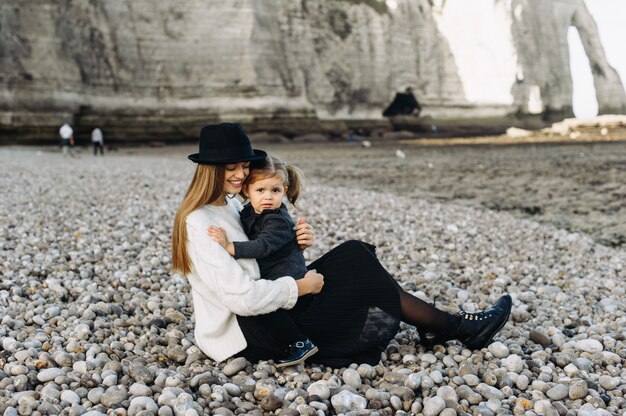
left=0, top=0, right=624, bottom=141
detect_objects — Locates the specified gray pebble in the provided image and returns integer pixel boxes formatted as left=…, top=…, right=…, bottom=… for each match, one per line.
left=546, top=384, right=569, bottom=401
left=37, top=368, right=65, bottom=383
left=529, top=329, right=551, bottom=347
left=436, top=385, right=458, bottom=407
left=423, top=396, right=446, bottom=416
left=341, top=368, right=361, bottom=388
left=487, top=342, right=509, bottom=358
left=476, top=383, right=505, bottom=401
left=598, top=375, right=619, bottom=390
left=330, top=390, right=367, bottom=413
left=100, top=388, right=128, bottom=408
left=307, top=381, right=330, bottom=400
left=129, top=364, right=155, bottom=385
left=87, top=387, right=104, bottom=404
left=462, top=374, right=480, bottom=386
left=404, top=374, right=421, bottom=390
left=222, top=357, right=248, bottom=377
left=60, top=390, right=81, bottom=405
left=129, top=383, right=152, bottom=396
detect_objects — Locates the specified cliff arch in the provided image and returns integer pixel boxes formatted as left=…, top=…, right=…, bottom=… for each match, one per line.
left=507, top=0, right=626, bottom=120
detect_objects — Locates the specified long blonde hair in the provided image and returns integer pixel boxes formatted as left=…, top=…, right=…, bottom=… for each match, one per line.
left=172, top=164, right=225, bottom=275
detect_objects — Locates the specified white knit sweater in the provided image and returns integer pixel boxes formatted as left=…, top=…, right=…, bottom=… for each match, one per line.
left=185, top=198, right=299, bottom=362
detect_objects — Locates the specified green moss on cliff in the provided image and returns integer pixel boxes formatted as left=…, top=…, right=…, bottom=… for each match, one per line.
left=333, top=0, right=389, bottom=15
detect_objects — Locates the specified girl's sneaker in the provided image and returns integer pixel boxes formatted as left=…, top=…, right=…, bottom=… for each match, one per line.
left=276, top=339, right=318, bottom=368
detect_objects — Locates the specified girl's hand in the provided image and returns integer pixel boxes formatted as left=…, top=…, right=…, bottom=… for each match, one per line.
left=208, top=226, right=229, bottom=250
left=209, top=227, right=235, bottom=255
left=295, top=217, right=315, bottom=251
left=297, top=269, right=324, bottom=296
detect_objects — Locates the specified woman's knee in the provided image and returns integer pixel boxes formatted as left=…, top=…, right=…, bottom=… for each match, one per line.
left=340, top=240, right=373, bottom=250
left=341, top=240, right=362, bottom=248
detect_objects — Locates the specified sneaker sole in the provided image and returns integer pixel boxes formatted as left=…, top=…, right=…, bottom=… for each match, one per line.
left=466, top=296, right=512, bottom=350
left=275, top=346, right=319, bottom=368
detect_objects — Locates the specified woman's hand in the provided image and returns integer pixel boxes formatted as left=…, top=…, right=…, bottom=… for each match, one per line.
left=295, top=217, right=315, bottom=251
left=296, top=269, right=324, bottom=296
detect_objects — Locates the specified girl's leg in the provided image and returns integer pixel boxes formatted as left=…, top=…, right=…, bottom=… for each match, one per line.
left=236, top=310, right=306, bottom=361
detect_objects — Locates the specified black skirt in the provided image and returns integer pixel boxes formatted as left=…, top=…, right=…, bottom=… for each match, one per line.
left=238, top=240, right=401, bottom=367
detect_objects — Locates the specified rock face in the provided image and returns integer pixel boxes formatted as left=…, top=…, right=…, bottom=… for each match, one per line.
left=1, top=0, right=624, bottom=142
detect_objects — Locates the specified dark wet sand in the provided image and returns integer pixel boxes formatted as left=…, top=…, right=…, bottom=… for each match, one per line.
left=261, top=140, right=626, bottom=248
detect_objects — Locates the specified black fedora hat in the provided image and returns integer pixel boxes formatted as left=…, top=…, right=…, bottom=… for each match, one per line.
left=188, top=123, right=267, bottom=164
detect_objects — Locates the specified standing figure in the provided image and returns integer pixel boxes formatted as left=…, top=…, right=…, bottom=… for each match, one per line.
left=59, top=123, right=74, bottom=157
left=91, top=128, right=104, bottom=156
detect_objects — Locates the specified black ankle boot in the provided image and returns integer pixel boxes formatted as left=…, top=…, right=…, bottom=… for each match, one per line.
left=454, top=294, right=512, bottom=350
left=417, top=312, right=461, bottom=349
left=417, top=295, right=512, bottom=350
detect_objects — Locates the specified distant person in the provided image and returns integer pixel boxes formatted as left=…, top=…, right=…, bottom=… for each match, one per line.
left=347, top=130, right=355, bottom=143
left=356, top=128, right=365, bottom=143
left=59, top=123, right=75, bottom=157
left=91, top=128, right=104, bottom=156
left=382, top=87, right=422, bottom=117
left=347, top=129, right=364, bottom=144
left=208, top=156, right=318, bottom=367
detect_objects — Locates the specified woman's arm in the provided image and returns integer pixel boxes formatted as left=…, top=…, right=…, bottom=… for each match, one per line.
left=186, top=218, right=298, bottom=316
left=208, top=218, right=323, bottom=295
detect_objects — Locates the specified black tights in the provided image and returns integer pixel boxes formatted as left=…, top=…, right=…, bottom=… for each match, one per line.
left=310, top=239, right=458, bottom=336
left=397, top=288, right=459, bottom=335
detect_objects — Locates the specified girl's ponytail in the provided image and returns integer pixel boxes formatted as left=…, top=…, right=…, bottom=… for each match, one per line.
left=285, top=164, right=304, bottom=206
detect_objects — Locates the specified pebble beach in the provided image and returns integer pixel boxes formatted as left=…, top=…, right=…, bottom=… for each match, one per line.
left=0, top=144, right=625, bottom=416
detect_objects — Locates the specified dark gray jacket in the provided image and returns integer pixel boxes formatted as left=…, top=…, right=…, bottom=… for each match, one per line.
left=234, top=203, right=308, bottom=280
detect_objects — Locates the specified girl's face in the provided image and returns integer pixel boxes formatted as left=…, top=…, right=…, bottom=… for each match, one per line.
left=222, top=162, right=250, bottom=198
left=244, top=176, right=287, bottom=214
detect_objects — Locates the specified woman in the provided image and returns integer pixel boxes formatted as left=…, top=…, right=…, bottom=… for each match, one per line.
left=172, top=123, right=512, bottom=367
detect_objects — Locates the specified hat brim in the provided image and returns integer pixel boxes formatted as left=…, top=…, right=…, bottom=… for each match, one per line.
left=187, top=149, right=267, bottom=164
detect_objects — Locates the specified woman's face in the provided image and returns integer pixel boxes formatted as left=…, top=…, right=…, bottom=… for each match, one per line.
left=222, top=162, right=250, bottom=196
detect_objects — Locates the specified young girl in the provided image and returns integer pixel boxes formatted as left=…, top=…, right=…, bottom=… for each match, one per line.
left=208, top=156, right=316, bottom=367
